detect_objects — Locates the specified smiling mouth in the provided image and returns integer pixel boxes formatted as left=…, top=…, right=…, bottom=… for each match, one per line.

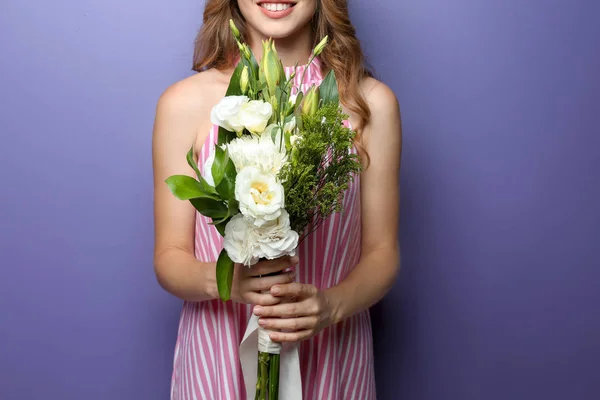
left=258, top=2, right=296, bottom=12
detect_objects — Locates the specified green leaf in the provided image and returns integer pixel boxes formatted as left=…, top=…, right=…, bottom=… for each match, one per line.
left=294, top=102, right=303, bottom=131
left=226, top=61, right=244, bottom=96
left=211, top=146, right=228, bottom=186
left=270, top=125, right=282, bottom=143
left=217, top=126, right=236, bottom=146
left=185, top=146, right=202, bottom=180
left=228, top=198, right=240, bottom=215
left=216, top=249, right=235, bottom=301
left=217, top=61, right=245, bottom=144
left=210, top=197, right=239, bottom=225
left=199, top=176, right=219, bottom=197
left=319, top=69, right=339, bottom=106
left=242, top=55, right=260, bottom=97
left=165, top=175, right=218, bottom=200
left=277, top=59, right=286, bottom=91
left=276, top=85, right=287, bottom=109
left=216, top=158, right=237, bottom=200
left=248, top=51, right=260, bottom=80
left=294, top=91, right=304, bottom=109
left=284, top=129, right=292, bottom=150
left=214, top=220, right=228, bottom=236
left=211, top=199, right=238, bottom=235
left=189, top=197, right=229, bottom=219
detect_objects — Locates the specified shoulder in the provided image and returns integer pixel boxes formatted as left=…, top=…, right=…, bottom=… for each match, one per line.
left=360, top=77, right=400, bottom=119
left=153, top=68, right=231, bottom=157
left=358, top=77, right=401, bottom=144
left=156, top=68, right=229, bottom=117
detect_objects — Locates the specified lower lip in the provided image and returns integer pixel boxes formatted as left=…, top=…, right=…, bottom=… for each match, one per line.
left=258, top=4, right=295, bottom=19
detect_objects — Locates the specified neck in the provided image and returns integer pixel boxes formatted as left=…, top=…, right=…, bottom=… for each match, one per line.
left=246, top=26, right=313, bottom=67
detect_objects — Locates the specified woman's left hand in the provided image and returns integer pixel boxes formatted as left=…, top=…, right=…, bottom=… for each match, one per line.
left=253, top=282, right=337, bottom=342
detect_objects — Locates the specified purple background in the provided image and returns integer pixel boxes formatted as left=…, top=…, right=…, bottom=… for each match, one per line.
left=1, top=0, right=599, bottom=399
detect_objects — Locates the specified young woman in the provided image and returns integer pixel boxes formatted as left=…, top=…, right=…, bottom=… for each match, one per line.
left=152, top=0, right=402, bottom=398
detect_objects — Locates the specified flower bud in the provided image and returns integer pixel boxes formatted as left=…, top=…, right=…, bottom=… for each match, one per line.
left=270, top=94, right=279, bottom=117
left=229, top=19, right=241, bottom=40
left=291, top=146, right=300, bottom=163
left=240, top=65, right=249, bottom=94
left=243, top=44, right=252, bottom=61
left=237, top=42, right=251, bottom=61
left=302, top=85, right=320, bottom=116
left=283, top=116, right=296, bottom=134
left=313, top=35, right=329, bottom=56
left=260, top=39, right=283, bottom=97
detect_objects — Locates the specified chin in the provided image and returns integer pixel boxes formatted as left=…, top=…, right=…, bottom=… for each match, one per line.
left=239, top=0, right=316, bottom=40
left=254, top=23, right=302, bottom=40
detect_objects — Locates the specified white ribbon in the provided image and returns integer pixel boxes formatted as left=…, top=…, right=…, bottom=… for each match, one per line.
left=257, top=325, right=282, bottom=354
left=240, top=314, right=303, bottom=400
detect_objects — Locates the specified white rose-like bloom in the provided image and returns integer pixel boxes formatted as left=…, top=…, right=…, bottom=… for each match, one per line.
left=226, top=129, right=288, bottom=174
left=210, top=95, right=248, bottom=133
left=235, top=166, right=284, bottom=227
left=255, top=210, right=299, bottom=259
left=223, top=211, right=298, bottom=266
left=223, top=214, right=259, bottom=266
left=238, top=100, right=273, bottom=134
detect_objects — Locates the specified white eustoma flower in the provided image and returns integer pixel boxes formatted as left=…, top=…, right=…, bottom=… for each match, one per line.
left=223, top=214, right=259, bottom=266
left=238, top=100, right=273, bottom=134
left=210, top=95, right=248, bottom=133
left=226, top=129, right=288, bottom=174
left=255, top=210, right=299, bottom=259
left=235, top=166, right=284, bottom=227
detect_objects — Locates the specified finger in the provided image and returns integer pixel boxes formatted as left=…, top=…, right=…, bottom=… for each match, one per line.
left=244, top=292, right=282, bottom=307
left=246, top=256, right=299, bottom=277
left=270, top=282, right=317, bottom=298
left=248, top=271, right=296, bottom=292
left=258, top=316, right=318, bottom=331
left=253, top=299, right=313, bottom=318
left=269, top=330, right=313, bottom=343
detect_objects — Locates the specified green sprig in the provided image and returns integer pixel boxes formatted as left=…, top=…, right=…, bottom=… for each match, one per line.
left=280, top=103, right=363, bottom=238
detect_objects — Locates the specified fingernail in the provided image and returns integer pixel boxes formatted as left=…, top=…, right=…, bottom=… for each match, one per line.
left=258, top=318, right=266, bottom=326
left=270, top=333, right=279, bottom=340
left=271, top=286, right=281, bottom=295
left=254, top=306, right=263, bottom=315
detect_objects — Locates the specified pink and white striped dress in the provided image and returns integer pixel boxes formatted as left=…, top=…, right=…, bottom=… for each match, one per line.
left=170, top=59, right=376, bottom=400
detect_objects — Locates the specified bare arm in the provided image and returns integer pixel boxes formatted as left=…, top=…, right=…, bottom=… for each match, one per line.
left=152, top=80, right=220, bottom=301
left=325, top=80, right=402, bottom=322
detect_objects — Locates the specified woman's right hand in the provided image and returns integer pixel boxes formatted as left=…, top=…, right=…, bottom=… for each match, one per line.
left=230, top=256, right=298, bottom=306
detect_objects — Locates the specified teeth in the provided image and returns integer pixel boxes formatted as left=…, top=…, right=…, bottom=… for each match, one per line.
left=261, top=3, right=291, bottom=12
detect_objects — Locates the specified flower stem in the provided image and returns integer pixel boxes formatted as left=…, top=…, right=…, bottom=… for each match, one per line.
left=299, top=55, right=317, bottom=90
left=255, top=352, right=262, bottom=400
left=257, top=351, right=270, bottom=400
left=269, top=353, right=280, bottom=400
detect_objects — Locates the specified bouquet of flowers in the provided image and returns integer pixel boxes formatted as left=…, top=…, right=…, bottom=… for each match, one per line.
left=166, top=20, right=362, bottom=400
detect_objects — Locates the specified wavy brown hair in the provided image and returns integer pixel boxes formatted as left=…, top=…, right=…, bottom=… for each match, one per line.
left=192, top=0, right=373, bottom=152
